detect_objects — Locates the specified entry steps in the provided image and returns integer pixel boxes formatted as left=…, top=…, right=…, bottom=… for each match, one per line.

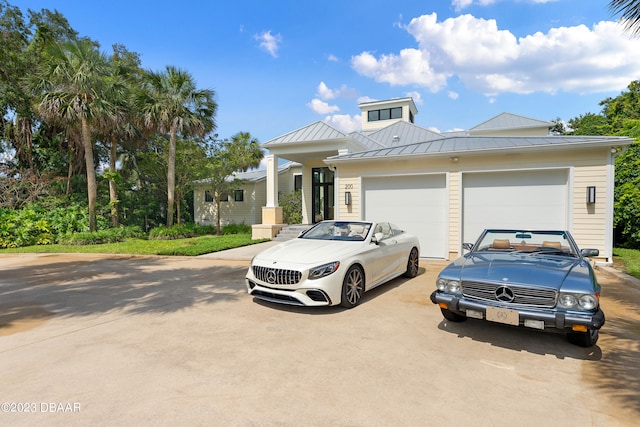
left=273, top=224, right=313, bottom=241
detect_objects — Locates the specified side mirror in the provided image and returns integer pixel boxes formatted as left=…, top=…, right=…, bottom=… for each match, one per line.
left=462, top=243, right=473, bottom=252
left=371, top=232, right=384, bottom=244
left=581, top=248, right=599, bottom=258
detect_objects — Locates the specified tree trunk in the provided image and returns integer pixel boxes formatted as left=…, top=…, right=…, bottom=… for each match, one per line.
left=166, top=127, right=177, bottom=228
left=176, top=189, right=181, bottom=225
left=81, top=118, right=98, bottom=232
left=215, top=188, right=222, bottom=235
left=109, top=135, right=119, bottom=226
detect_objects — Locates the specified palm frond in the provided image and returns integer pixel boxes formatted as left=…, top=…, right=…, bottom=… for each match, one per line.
left=610, top=0, right=640, bottom=36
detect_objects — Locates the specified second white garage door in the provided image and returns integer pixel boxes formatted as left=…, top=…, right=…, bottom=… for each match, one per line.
left=363, top=174, right=447, bottom=258
left=462, top=169, right=569, bottom=244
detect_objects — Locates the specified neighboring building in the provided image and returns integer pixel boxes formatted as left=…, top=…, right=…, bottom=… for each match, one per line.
left=193, top=162, right=301, bottom=227
left=195, top=97, right=634, bottom=264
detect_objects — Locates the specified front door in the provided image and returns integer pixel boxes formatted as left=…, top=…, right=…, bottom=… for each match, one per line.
left=312, top=167, right=334, bottom=223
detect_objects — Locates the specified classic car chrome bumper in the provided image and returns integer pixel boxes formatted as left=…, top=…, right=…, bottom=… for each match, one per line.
left=430, top=291, right=605, bottom=331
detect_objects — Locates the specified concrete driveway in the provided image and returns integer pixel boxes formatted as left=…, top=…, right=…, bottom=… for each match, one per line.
left=1, top=245, right=639, bottom=426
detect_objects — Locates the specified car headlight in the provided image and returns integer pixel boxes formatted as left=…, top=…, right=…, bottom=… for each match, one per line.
left=558, top=292, right=599, bottom=310
left=308, top=261, right=340, bottom=280
left=436, top=278, right=461, bottom=294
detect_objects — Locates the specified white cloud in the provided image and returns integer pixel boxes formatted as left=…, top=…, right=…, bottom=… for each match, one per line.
left=351, top=48, right=449, bottom=92
left=405, top=91, right=423, bottom=105
left=307, top=98, right=340, bottom=114
left=452, top=0, right=554, bottom=11
left=327, top=54, right=339, bottom=62
left=316, top=82, right=357, bottom=100
left=351, top=13, right=640, bottom=96
left=448, top=91, right=459, bottom=100
left=323, top=114, right=361, bottom=133
left=357, top=96, right=377, bottom=104
left=255, top=31, right=282, bottom=58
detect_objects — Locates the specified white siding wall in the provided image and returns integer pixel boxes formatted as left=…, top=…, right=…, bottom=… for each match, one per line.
left=334, top=146, right=612, bottom=260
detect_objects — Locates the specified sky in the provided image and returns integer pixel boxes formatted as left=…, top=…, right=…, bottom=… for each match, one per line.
left=9, top=0, right=640, bottom=145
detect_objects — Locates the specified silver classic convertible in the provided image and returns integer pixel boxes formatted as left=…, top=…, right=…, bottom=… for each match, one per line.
left=430, top=229, right=605, bottom=347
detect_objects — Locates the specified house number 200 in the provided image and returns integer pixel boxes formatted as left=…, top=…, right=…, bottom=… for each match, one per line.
left=345, top=184, right=353, bottom=190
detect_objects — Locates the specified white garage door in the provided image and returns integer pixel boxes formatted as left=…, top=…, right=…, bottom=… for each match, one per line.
left=462, top=169, right=569, bottom=244
left=363, top=174, right=447, bottom=258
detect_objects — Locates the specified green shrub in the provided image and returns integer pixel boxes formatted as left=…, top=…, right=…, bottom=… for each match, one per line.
left=280, top=190, right=302, bottom=224
left=221, top=222, right=251, bottom=235
left=57, top=226, right=145, bottom=245
left=148, top=223, right=216, bottom=240
left=0, top=200, right=104, bottom=248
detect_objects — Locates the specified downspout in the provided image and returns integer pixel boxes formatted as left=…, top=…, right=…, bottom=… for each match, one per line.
left=605, top=146, right=624, bottom=265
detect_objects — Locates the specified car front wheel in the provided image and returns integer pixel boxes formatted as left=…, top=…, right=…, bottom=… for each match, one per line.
left=340, top=266, right=364, bottom=308
left=440, top=307, right=466, bottom=322
left=440, top=307, right=467, bottom=322
left=567, top=328, right=599, bottom=347
left=404, top=247, right=419, bottom=278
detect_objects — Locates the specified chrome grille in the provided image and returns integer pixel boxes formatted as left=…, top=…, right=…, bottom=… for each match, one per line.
left=462, top=281, right=557, bottom=308
left=252, top=266, right=301, bottom=285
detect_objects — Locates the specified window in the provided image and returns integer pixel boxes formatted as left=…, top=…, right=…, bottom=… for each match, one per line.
left=294, top=175, right=302, bottom=191
left=367, top=107, right=402, bottom=122
left=220, top=191, right=229, bottom=202
left=205, top=190, right=214, bottom=203
left=234, top=189, right=244, bottom=202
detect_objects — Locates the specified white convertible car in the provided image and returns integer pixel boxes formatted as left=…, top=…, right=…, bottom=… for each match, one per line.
left=246, top=220, right=420, bottom=308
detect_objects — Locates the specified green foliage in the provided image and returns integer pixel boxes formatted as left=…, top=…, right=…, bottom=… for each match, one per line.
left=148, top=222, right=250, bottom=240
left=613, top=247, right=640, bottom=279
left=280, top=190, right=302, bottom=224
left=221, top=222, right=251, bottom=235
left=0, top=200, right=96, bottom=248
left=57, top=226, right=144, bottom=245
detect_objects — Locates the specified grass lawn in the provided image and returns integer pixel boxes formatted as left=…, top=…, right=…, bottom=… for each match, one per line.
left=0, top=233, right=269, bottom=256
left=613, top=247, right=640, bottom=279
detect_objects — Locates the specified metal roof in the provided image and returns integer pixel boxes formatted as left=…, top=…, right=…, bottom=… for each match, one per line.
left=263, top=121, right=347, bottom=147
left=193, top=162, right=301, bottom=185
left=470, top=112, right=552, bottom=132
left=367, top=121, right=443, bottom=147
left=347, top=131, right=387, bottom=150
left=326, top=135, right=634, bottom=162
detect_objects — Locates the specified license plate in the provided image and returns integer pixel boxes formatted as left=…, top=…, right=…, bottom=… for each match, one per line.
left=486, top=306, right=519, bottom=326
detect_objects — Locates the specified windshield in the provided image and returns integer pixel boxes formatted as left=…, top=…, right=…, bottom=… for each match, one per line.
left=300, top=221, right=372, bottom=241
left=474, top=230, right=577, bottom=257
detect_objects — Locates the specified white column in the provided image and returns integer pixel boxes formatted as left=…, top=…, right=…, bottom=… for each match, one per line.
left=265, top=154, right=278, bottom=207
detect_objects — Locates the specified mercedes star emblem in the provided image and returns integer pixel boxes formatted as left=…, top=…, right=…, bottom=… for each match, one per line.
left=495, top=286, right=515, bottom=303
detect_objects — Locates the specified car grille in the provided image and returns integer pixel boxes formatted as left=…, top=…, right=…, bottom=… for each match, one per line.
left=252, top=266, right=302, bottom=285
left=462, top=281, right=557, bottom=308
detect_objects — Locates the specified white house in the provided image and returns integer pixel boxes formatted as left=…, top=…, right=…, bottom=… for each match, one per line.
left=195, top=97, right=634, bottom=264
left=193, top=161, right=302, bottom=227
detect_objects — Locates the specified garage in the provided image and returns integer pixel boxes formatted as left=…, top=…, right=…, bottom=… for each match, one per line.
left=363, top=174, right=447, bottom=258
left=462, top=169, right=569, bottom=243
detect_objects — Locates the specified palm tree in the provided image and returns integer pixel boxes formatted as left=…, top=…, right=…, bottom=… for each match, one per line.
left=32, top=39, right=113, bottom=231
left=98, top=45, right=141, bottom=226
left=137, top=66, right=217, bottom=227
left=610, top=0, right=640, bottom=35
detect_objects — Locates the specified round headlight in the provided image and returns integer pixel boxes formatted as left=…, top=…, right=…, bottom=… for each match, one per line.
left=436, top=278, right=448, bottom=291
left=447, top=281, right=461, bottom=293
left=558, top=293, right=577, bottom=308
left=578, top=294, right=598, bottom=310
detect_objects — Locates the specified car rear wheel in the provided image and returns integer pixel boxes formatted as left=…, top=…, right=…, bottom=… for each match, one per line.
left=340, top=266, right=364, bottom=308
left=440, top=307, right=466, bottom=322
left=403, top=247, right=419, bottom=278
left=567, top=328, right=599, bottom=347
